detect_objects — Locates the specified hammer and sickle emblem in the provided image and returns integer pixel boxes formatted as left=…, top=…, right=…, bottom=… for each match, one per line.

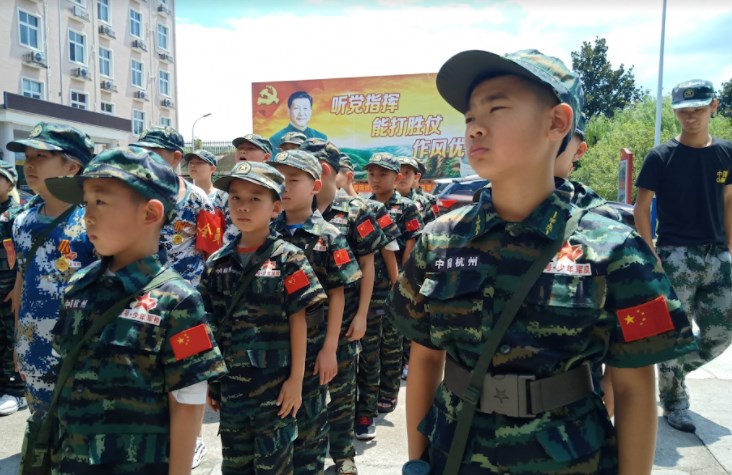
left=257, top=86, right=279, bottom=106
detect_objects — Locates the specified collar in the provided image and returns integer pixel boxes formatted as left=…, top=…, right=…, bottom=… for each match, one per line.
left=75, top=252, right=164, bottom=294
left=272, top=209, right=326, bottom=237
left=368, top=190, right=401, bottom=207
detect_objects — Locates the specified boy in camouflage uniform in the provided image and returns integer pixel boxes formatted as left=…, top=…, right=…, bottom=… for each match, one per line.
left=233, top=134, right=273, bottom=162
left=396, top=156, right=438, bottom=225
left=44, top=146, right=227, bottom=474
left=7, top=122, right=97, bottom=414
left=270, top=150, right=362, bottom=475
left=302, top=139, right=387, bottom=474
left=280, top=131, right=307, bottom=151
left=364, top=153, right=422, bottom=422
left=201, top=161, right=326, bottom=474
left=389, top=49, right=696, bottom=474
left=635, top=79, right=732, bottom=433
left=0, top=161, right=25, bottom=416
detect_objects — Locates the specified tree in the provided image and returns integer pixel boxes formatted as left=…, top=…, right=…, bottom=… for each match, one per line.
left=571, top=37, right=646, bottom=119
left=718, top=79, right=732, bottom=119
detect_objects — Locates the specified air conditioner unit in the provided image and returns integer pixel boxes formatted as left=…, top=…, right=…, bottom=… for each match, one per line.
left=100, top=80, right=117, bottom=92
left=98, top=24, right=116, bottom=38
left=134, top=90, right=148, bottom=100
left=71, top=5, right=90, bottom=21
left=161, top=98, right=174, bottom=108
left=73, top=67, right=90, bottom=79
left=158, top=52, right=174, bottom=63
left=132, top=39, right=147, bottom=51
left=157, top=4, right=170, bottom=15
left=23, top=51, right=47, bottom=67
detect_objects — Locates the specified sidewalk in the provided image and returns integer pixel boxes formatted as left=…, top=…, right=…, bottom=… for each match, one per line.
left=1, top=348, right=731, bottom=474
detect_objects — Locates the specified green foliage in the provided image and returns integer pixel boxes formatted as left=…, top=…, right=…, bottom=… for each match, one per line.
left=572, top=96, right=732, bottom=202
left=571, top=37, right=645, bottom=119
left=719, top=79, right=732, bottom=118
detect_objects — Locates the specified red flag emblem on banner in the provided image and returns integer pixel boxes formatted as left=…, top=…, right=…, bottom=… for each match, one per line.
left=196, top=211, right=223, bottom=255
left=432, top=204, right=440, bottom=216
left=377, top=214, right=393, bottom=229
left=616, top=296, right=674, bottom=342
left=357, top=220, right=375, bottom=238
left=170, top=324, right=213, bottom=361
left=333, top=249, right=351, bottom=266
left=406, top=219, right=420, bottom=232
left=285, top=270, right=310, bottom=294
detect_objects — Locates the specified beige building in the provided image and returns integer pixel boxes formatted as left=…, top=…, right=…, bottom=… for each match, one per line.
left=0, top=0, right=179, bottom=186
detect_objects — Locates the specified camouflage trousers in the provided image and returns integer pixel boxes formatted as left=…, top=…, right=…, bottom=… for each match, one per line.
left=356, top=306, right=383, bottom=419
left=294, top=325, right=328, bottom=475
left=0, top=302, right=24, bottom=397
left=328, top=343, right=358, bottom=463
left=219, top=367, right=297, bottom=474
left=657, top=244, right=732, bottom=411
left=379, top=310, right=402, bottom=402
left=52, top=462, right=168, bottom=474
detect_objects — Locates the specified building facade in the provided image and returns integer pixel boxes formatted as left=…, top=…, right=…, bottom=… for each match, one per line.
left=0, top=0, right=179, bottom=187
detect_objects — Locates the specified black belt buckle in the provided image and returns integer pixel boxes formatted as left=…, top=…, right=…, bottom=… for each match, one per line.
left=480, top=373, right=536, bottom=418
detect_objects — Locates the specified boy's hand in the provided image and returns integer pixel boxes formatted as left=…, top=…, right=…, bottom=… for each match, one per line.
left=346, top=312, right=367, bottom=341
left=313, top=348, right=338, bottom=385
left=276, top=377, right=302, bottom=418
left=207, top=395, right=220, bottom=413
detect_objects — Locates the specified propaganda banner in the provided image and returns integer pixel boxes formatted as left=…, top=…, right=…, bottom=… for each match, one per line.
left=251, top=73, right=473, bottom=178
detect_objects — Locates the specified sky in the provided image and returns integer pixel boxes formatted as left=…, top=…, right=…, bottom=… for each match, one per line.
left=174, top=0, right=732, bottom=143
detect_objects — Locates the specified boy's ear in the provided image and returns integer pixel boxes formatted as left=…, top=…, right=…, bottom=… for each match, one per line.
left=271, top=200, right=283, bottom=218
left=320, top=162, right=332, bottom=179
left=574, top=141, right=588, bottom=162
left=264, top=152, right=272, bottom=161
left=211, top=164, right=217, bottom=173
left=313, top=179, right=323, bottom=193
left=144, top=199, right=165, bottom=225
left=172, top=150, right=183, bottom=167
left=549, top=103, right=574, bottom=142
left=66, top=160, right=82, bottom=176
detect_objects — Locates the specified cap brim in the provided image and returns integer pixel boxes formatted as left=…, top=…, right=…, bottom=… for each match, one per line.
left=232, top=137, right=268, bottom=153
left=6, top=139, right=64, bottom=153
left=672, top=98, right=714, bottom=110
left=130, top=140, right=167, bottom=150
left=183, top=153, right=215, bottom=165
left=214, top=175, right=281, bottom=198
left=437, top=50, right=543, bottom=113
left=45, top=176, right=85, bottom=205
left=0, top=169, right=17, bottom=185
left=365, top=163, right=398, bottom=173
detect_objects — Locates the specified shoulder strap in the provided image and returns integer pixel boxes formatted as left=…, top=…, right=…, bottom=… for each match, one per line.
left=35, top=267, right=180, bottom=447
left=26, top=205, right=78, bottom=265
left=444, top=210, right=583, bottom=473
left=216, top=238, right=278, bottom=341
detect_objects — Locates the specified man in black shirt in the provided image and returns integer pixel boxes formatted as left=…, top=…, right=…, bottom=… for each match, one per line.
left=635, top=79, right=732, bottom=433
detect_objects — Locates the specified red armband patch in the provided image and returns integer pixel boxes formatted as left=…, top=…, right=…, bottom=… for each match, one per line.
left=406, top=219, right=420, bottom=232
left=377, top=214, right=393, bottom=229
left=170, top=324, right=213, bottom=361
left=431, top=204, right=440, bottom=216
left=285, top=269, right=310, bottom=294
left=357, top=220, right=375, bottom=238
left=196, top=211, right=223, bottom=255
left=616, top=296, right=674, bottom=342
left=333, top=248, right=351, bottom=266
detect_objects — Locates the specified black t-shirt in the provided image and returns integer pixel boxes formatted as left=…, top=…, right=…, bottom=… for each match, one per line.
left=636, top=138, right=732, bottom=246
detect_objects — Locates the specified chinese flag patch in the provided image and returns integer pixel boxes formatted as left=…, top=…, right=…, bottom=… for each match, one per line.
left=616, top=296, right=675, bottom=342
left=406, top=219, right=420, bottom=232
left=170, top=324, right=213, bottom=361
left=196, top=211, right=223, bottom=256
left=333, top=249, right=351, bottom=266
left=357, top=220, right=375, bottom=238
left=3, top=239, right=16, bottom=270
left=377, top=214, right=393, bottom=229
left=432, top=204, right=440, bottom=216
left=285, top=269, right=310, bottom=294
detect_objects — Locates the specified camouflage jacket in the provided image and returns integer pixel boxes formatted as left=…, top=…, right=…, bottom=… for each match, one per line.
left=405, top=188, right=439, bottom=225
left=0, top=197, right=20, bottom=293
left=563, top=179, right=624, bottom=222
left=367, top=191, right=422, bottom=265
left=51, top=253, right=226, bottom=465
left=387, top=181, right=696, bottom=453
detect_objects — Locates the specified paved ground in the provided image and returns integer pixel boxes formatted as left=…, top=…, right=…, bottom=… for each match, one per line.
left=1, top=347, right=731, bottom=474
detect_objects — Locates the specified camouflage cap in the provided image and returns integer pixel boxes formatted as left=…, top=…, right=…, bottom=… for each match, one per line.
left=300, top=138, right=341, bottom=172
left=6, top=122, right=95, bottom=166
left=436, top=49, right=583, bottom=140
left=270, top=149, right=322, bottom=180
left=0, top=160, right=18, bottom=185
left=183, top=149, right=218, bottom=166
left=416, top=159, right=427, bottom=176
left=232, top=134, right=273, bottom=155
left=672, top=79, right=715, bottom=110
left=339, top=153, right=354, bottom=172
left=45, top=146, right=179, bottom=221
left=365, top=152, right=400, bottom=173
left=214, top=161, right=286, bottom=199
left=130, top=126, right=185, bottom=153
left=575, top=112, right=587, bottom=140
left=281, top=131, right=307, bottom=147
left=397, top=156, right=420, bottom=173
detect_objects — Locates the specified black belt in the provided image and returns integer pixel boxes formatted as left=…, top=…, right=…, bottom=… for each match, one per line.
left=443, top=356, right=593, bottom=418
left=305, top=306, right=325, bottom=329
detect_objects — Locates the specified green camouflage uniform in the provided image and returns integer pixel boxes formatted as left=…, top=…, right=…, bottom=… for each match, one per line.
left=320, top=193, right=387, bottom=465
left=201, top=235, right=327, bottom=475
left=0, top=193, right=23, bottom=399
left=388, top=182, right=696, bottom=474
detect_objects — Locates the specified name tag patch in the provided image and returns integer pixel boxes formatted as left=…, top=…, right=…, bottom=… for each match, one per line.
left=256, top=260, right=281, bottom=277
left=434, top=255, right=480, bottom=271
left=118, top=292, right=162, bottom=326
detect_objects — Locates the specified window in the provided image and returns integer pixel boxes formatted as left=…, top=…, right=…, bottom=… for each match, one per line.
left=70, top=91, right=88, bottom=110
left=132, top=110, right=146, bottom=135
left=159, top=70, right=170, bottom=96
left=68, top=30, right=86, bottom=64
left=99, top=47, right=112, bottom=77
left=21, top=78, right=44, bottom=99
left=130, top=9, right=142, bottom=38
left=100, top=102, right=114, bottom=114
left=97, top=0, right=110, bottom=23
left=131, top=60, right=144, bottom=88
left=19, top=11, right=41, bottom=49
left=157, top=24, right=169, bottom=51
left=160, top=117, right=172, bottom=127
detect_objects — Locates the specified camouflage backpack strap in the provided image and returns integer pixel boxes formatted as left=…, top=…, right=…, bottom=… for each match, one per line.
left=27, top=205, right=78, bottom=265
left=444, top=209, right=584, bottom=473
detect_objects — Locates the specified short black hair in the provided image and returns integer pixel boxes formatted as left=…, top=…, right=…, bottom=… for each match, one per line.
left=288, top=91, right=313, bottom=108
